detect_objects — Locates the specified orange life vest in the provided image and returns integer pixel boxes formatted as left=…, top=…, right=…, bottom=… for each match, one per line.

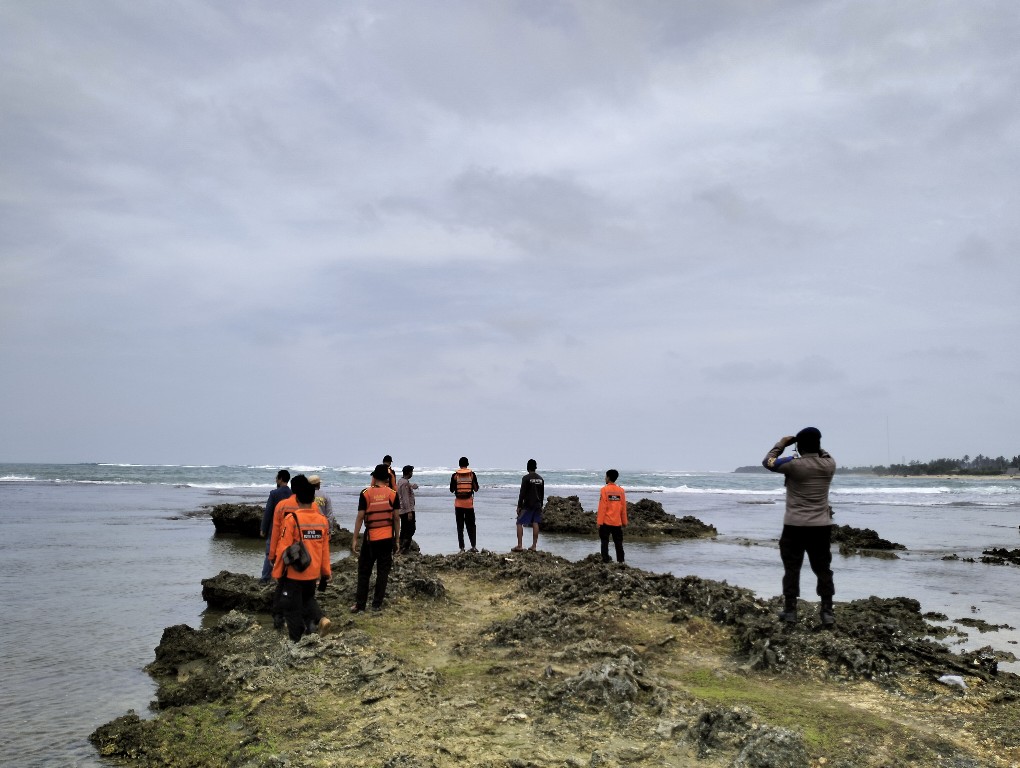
left=363, top=486, right=397, bottom=541
left=453, top=468, right=476, bottom=509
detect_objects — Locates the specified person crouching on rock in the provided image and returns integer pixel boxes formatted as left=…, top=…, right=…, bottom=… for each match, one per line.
left=271, top=475, right=332, bottom=640
left=351, top=464, right=401, bottom=612
left=763, top=427, right=837, bottom=626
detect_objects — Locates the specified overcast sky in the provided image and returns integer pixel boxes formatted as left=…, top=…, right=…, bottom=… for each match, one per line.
left=1, top=1, right=1017, bottom=471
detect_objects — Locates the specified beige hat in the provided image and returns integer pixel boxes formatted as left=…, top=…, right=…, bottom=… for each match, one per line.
left=308, top=474, right=322, bottom=486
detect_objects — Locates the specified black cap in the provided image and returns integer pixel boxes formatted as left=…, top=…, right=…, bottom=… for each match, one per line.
left=795, top=427, right=822, bottom=453
left=372, top=464, right=391, bottom=481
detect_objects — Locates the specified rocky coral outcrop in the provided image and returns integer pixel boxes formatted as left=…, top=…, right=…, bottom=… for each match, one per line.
left=540, top=495, right=717, bottom=539
left=981, top=547, right=1020, bottom=566
left=206, top=502, right=353, bottom=545
left=540, top=495, right=595, bottom=533
left=92, top=552, right=1020, bottom=767
left=209, top=503, right=263, bottom=537
left=831, top=524, right=906, bottom=557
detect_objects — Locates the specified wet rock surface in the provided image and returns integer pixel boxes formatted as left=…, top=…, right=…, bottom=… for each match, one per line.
left=206, top=503, right=353, bottom=546
left=209, top=503, right=263, bottom=537
left=93, top=552, right=1020, bottom=767
left=541, top=495, right=717, bottom=539
left=981, top=547, right=1020, bottom=566
left=831, top=524, right=906, bottom=556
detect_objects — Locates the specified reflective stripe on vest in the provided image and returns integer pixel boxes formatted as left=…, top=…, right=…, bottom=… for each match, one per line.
left=454, top=469, right=474, bottom=499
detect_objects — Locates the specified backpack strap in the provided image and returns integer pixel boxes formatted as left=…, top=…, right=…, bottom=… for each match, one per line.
left=282, top=512, right=304, bottom=577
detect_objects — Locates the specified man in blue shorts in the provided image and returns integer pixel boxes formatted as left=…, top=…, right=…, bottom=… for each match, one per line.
left=513, top=459, right=544, bottom=552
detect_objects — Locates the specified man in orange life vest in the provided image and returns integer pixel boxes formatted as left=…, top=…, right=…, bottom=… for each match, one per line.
left=449, top=456, right=480, bottom=552
left=597, top=469, right=628, bottom=563
left=351, top=464, right=401, bottom=612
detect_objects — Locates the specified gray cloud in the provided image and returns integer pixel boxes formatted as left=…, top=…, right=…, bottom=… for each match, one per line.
left=1, top=1, right=1018, bottom=469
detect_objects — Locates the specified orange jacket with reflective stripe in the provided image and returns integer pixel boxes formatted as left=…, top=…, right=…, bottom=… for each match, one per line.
left=597, top=483, right=628, bottom=527
left=271, top=506, right=331, bottom=581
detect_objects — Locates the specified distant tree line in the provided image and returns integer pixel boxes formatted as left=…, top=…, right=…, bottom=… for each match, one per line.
left=843, top=454, right=1020, bottom=476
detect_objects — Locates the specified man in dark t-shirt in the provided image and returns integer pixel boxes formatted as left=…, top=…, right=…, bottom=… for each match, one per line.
left=513, top=459, right=544, bottom=552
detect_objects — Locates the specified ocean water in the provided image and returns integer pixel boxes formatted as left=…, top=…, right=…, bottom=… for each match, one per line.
left=1, top=463, right=1019, bottom=766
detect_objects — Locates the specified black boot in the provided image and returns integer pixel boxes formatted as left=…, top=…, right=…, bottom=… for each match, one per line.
left=778, top=597, right=798, bottom=624
left=820, top=599, right=835, bottom=627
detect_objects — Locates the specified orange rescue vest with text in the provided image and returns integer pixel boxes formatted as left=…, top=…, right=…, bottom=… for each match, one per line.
left=271, top=507, right=331, bottom=581
left=597, top=483, right=628, bottom=527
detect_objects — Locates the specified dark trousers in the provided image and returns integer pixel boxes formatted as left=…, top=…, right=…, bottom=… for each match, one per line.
left=261, top=537, right=273, bottom=580
left=779, top=524, right=834, bottom=599
left=455, top=507, right=476, bottom=549
left=599, top=524, right=625, bottom=563
left=278, top=577, right=322, bottom=642
left=399, top=513, right=416, bottom=552
left=355, top=535, right=394, bottom=609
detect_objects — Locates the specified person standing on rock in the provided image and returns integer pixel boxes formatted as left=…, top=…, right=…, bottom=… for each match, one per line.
left=260, top=469, right=291, bottom=584
left=268, top=475, right=308, bottom=629
left=271, top=475, right=332, bottom=641
left=382, top=455, right=398, bottom=491
left=513, top=459, right=544, bottom=552
left=308, top=474, right=336, bottom=533
left=450, top=457, right=480, bottom=552
left=396, top=465, right=418, bottom=554
left=597, top=469, right=628, bottom=563
left=351, top=464, right=401, bottom=612
left=763, top=427, right=837, bottom=626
